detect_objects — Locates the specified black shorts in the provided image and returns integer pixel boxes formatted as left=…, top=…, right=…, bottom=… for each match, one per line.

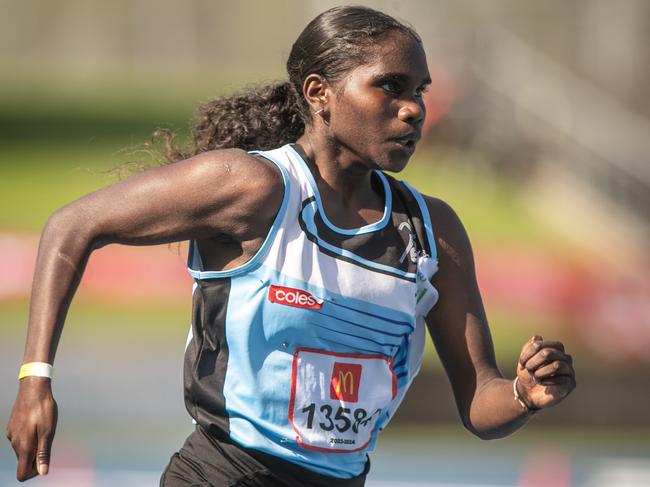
left=159, top=426, right=369, bottom=487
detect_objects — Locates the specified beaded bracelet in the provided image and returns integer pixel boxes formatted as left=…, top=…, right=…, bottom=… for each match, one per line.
left=513, top=376, right=540, bottom=414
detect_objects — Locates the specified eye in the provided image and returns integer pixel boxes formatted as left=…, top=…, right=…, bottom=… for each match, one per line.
left=415, top=85, right=429, bottom=99
left=380, top=81, right=401, bottom=95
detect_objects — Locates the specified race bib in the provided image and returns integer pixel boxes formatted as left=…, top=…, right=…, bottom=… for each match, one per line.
left=288, top=348, right=396, bottom=453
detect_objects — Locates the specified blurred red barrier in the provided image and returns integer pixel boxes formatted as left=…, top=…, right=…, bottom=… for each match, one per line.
left=2, top=233, right=649, bottom=363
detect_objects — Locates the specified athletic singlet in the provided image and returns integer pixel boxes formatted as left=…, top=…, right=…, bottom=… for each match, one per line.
left=183, top=144, right=439, bottom=478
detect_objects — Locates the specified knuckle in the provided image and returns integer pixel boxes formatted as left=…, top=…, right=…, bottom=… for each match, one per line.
left=37, top=451, right=50, bottom=462
left=17, top=470, right=36, bottom=483
left=14, top=446, right=29, bottom=459
left=39, top=427, right=53, bottom=439
left=16, top=446, right=30, bottom=457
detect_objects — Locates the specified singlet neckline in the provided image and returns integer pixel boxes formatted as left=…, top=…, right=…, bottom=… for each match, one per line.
left=286, top=144, right=392, bottom=236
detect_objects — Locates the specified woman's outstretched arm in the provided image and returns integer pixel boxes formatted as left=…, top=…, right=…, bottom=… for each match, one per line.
left=5, top=149, right=284, bottom=481
left=424, top=196, right=576, bottom=439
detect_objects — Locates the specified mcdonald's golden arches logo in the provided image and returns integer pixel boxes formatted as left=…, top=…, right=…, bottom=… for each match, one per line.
left=330, top=362, right=362, bottom=403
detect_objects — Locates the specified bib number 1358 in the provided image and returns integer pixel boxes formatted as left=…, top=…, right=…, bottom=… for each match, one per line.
left=288, top=348, right=396, bottom=453
left=301, top=403, right=380, bottom=434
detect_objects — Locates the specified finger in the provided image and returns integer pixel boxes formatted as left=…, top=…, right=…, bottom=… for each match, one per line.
left=538, top=373, right=576, bottom=389
left=36, top=431, right=54, bottom=476
left=36, top=449, right=50, bottom=476
left=15, top=443, right=38, bottom=482
left=533, top=340, right=565, bottom=353
left=533, top=361, right=574, bottom=381
left=518, top=335, right=544, bottom=366
left=523, top=348, right=570, bottom=372
left=519, top=339, right=566, bottom=367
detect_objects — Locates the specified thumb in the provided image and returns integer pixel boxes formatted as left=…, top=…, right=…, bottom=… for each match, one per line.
left=36, top=428, right=54, bottom=476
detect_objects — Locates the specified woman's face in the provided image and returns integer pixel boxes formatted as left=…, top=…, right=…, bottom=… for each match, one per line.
left=325, top=31, right=431, bottom=172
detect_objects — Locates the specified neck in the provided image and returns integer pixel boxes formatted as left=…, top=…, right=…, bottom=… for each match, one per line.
left=295, top=130, right=385, bottom=229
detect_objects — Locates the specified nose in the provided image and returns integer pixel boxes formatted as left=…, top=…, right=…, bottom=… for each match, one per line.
left=397, top=97, right=425, bottom=125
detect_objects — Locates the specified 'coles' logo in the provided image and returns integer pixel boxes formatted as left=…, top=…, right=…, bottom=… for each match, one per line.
left=268, top=285, right=323, bottom=310
left=330, top=362, right=362, bottom=403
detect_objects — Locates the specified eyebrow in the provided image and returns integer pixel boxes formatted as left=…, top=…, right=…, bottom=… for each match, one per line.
left=373, top=72, right=432, bottom=86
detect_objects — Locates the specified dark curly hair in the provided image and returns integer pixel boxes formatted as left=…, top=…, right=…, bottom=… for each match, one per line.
left=160, top=6, right=420, bottom=162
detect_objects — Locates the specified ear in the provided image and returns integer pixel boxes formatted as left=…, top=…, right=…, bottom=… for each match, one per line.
left=302, top=74, right=330, bottom=114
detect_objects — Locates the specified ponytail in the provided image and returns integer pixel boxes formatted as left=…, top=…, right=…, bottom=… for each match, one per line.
left=193, top=81, right=304, bottom=155
left=154, top=81, right=303, bottom=164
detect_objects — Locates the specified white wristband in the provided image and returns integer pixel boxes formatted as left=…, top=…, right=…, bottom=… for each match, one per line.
left=18, top=362, right=53, bottom=380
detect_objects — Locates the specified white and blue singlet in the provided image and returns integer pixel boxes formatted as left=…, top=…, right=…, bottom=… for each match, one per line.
left=183, top=144, right=439, bottom=479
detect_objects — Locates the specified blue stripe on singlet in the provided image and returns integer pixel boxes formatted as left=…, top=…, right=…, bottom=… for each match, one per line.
left=326, top=300, right=414, bottom=331
left=317, top=338, right=391, bottom=355
left=308, top=321, right=402, bottom=349
left=312, top=309, right=407, bottom=338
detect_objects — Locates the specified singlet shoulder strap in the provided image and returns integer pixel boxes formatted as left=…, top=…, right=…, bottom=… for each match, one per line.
left=385, top=175, right=437, bottom=261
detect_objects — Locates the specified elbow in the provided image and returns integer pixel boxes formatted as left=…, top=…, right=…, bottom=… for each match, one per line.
left=460, top=413, right=509, bottom=441
left=43, top=204, right=100, bottom=251
left=459, top=416, right=486, bottom=440
left=468, top=426, right=505, bottom=441
left=462, top=422, right=505, bottom=441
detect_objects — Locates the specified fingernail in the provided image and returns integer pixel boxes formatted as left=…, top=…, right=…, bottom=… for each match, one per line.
left=38, top=464, right=48, bottom=476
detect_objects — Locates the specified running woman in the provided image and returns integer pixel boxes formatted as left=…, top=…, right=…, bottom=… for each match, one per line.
left=6, top=6, right=576, bottom=486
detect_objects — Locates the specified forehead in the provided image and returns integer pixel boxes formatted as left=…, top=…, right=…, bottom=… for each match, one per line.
left=354, top=31, right=429, bottom=81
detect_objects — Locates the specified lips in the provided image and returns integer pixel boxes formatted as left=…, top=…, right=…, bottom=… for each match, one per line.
left=391, top=132, right=420, bottom=146
left=394, top=138, right=415, bottom=147
left=391, top=132, right=420, bottom=152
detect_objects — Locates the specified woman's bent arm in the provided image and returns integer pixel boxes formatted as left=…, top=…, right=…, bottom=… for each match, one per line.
left=424, top=197, right=575, bottom=439
left=6, top=149, right=284, bottom=481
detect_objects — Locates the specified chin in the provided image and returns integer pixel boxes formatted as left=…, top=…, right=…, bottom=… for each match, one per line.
left=377, top=152, right=411, bottom=173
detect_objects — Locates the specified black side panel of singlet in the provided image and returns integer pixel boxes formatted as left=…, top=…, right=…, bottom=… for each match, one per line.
left=385, top=174, right=434, bottom=258
left=184, top=278, right=232, bottom=441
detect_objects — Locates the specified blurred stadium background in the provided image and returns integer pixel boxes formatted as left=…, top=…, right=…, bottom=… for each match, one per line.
left=1, top=1, right=649, bottom=486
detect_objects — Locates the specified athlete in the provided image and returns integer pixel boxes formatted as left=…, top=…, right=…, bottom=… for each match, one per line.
left=6, top=6, right=575, bottom=486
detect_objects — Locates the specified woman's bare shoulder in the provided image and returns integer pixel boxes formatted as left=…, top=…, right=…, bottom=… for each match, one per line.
left=177, top=148, right=286, bottom=233
left=421, top=193, right=475, bottom=273
left=179, top=148, right=283, bottom=194
left=421, top=194, right=465, bottom=239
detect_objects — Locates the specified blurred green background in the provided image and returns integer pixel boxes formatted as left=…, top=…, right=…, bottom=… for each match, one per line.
left=1, top=1, right=649, bottom=486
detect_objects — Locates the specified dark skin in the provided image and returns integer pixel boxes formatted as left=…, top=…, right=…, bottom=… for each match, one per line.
left=6, top=31, right=575, bottom=481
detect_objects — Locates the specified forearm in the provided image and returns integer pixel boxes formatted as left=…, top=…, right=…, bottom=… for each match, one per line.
left=466, top=376, right=532, bottom=440
left=22, top=209, right=96, bottom=364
